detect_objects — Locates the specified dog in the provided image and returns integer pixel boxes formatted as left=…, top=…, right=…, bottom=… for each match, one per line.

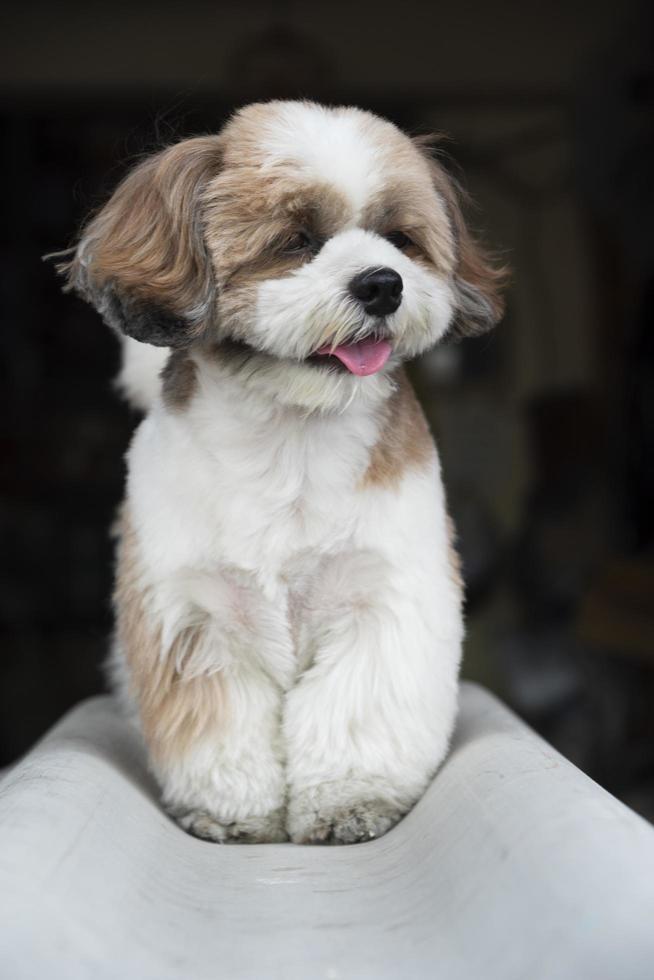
left=58, top=100, right=504, bottom=844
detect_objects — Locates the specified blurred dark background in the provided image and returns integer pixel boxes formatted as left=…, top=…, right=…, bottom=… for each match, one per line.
left=2, top=0, right=653, bottom=817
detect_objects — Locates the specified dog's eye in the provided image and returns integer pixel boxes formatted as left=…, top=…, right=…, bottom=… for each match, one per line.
left=385, top=231, right=413, bottom=250
left=284, top=231, right=314, bottom=254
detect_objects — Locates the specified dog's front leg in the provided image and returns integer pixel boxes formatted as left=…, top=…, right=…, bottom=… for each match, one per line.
left=125, top=651, right=288, bottom=842
left=156, top=658, right=288, bottom=844
left=114, top=546, right=290, bottom=842
left=285, top=540, right=463, bottom=845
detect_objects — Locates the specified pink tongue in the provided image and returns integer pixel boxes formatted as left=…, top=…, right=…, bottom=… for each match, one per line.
left=316, top=337, right=392, bottom=376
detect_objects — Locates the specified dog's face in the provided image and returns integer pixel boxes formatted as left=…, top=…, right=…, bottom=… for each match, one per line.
left=65, top=101, right=504, bottom=411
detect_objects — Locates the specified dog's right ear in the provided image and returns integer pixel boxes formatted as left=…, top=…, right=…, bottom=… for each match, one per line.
left=56, top=137, right=223, bottom=347
left=413, top=135, right=507, bottom=338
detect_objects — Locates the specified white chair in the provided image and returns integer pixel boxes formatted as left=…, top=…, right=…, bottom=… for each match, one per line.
left=1, top=682, right=653, bottom=979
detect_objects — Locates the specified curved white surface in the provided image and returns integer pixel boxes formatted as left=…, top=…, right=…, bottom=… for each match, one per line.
left=1, top=683, right=653, bottom=979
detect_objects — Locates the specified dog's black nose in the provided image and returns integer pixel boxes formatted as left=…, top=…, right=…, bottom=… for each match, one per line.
left=349, top=267, right=403, bottom=316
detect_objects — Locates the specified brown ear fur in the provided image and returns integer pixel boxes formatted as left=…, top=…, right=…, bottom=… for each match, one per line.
left=60, top=136, right=223, bottom=347
left=414, top=135, right=508, bottom=337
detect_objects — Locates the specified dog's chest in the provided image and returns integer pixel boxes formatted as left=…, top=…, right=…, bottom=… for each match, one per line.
left=131, top=400, right=380, bottom=579
left=215, top=458, right=357, bottom=568
left=148, top=406, right=382, bottom=682
left=190, top=400, right=370, bottom=577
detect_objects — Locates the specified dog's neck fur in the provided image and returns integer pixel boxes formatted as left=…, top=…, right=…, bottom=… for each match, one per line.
left=166, top=351, right=392, bottom=484
left=195, top=361, right=394, bottom=486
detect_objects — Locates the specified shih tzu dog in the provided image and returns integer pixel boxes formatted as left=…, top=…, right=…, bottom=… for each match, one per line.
left=58, top=100, right=504, bottom=844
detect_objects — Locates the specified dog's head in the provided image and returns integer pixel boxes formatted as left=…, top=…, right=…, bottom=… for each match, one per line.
left=62, top=101, right=505, bottom=411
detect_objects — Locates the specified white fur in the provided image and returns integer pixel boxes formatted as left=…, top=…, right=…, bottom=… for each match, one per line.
left=115, top=337, right=168, bottom=411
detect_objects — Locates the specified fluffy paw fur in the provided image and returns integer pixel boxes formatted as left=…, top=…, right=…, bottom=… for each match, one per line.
left=172, top=807, right=288, bottom=844
left=288, top=790, right=404, bottom=844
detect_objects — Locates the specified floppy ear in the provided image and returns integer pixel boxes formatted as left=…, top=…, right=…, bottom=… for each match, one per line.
left=59, top=136, right=223, bottom=347
left=414, top=136, right=507, bottom=338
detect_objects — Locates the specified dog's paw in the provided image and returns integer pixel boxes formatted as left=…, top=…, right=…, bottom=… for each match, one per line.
left=172, top=806, right=288, bottom=844
left=288, top=793, right=403, bottom=845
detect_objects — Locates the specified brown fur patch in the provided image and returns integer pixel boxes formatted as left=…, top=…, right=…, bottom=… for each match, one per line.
left=114, top=509, right=226, bottom=769
left=62, top=136, right=224, bottom=340
left=361, top=372, right=435, bottom=490
left=161, top=350, right=198, bottom=411
left=206, top=176, right=350, bottom=272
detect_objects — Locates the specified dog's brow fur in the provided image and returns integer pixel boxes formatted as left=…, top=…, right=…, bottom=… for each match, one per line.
left=114, top=510, right=227, bottom=769
left=361, top=371, right=434, bottom=489
left=205, top=173, right=351, bottom=288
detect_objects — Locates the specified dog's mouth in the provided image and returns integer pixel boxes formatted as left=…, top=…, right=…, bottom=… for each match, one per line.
left=214, top=332, right=394, bottom=378
left=309, top=335, right=393, bottom=377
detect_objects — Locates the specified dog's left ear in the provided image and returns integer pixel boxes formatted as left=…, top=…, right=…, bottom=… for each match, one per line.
left=57, top=136, right=223, bottom=347
left=414, top=136, right=508, bottom=338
